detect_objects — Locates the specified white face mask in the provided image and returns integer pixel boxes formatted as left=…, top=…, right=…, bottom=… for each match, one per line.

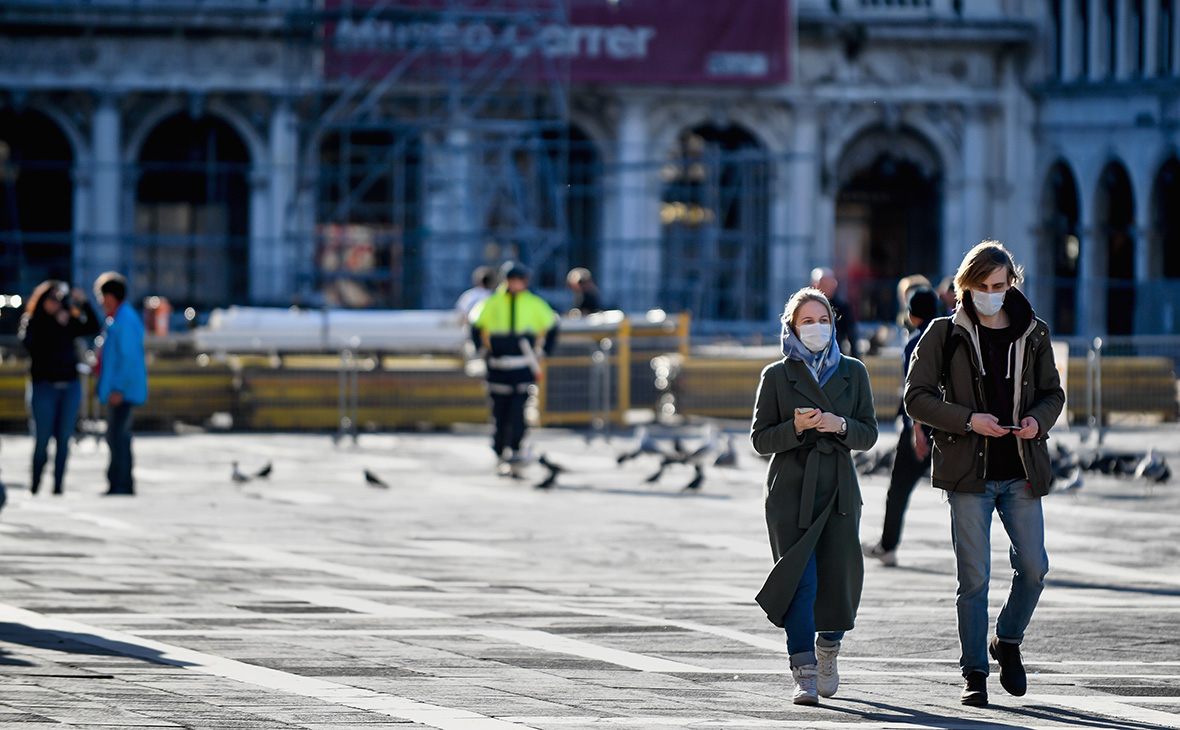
left=972, top=289, right=1006, bottom=317
left=797, top=323, right=832, bottom=353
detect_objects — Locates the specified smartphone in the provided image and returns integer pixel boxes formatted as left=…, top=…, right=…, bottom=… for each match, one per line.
left=999, top=425, right=1021, bottom=431
left=795, top=407, right=816, bottom=414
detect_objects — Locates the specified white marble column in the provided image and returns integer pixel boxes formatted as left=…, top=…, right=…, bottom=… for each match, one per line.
left=89, top=93, right=123, bottom=282
left=1088, top=0, right=1105, bottom=80
left=248, top=170, right=270, bottom=305
left=258, top=100, right=297, bottom=305
left=776, top=105, right=818, bottom=316
left=962, top=107, right=990, bottom=249
left=605, top=96, right=659, bottom=311
left=1077, top=209, right=1101, bottom=339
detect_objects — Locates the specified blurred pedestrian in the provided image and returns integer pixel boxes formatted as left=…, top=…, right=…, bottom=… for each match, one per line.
left=904, top=241, right=1064, bottom=706
left=456, top=266, right=497, bottom=320
left=862, top=285, right=940, bottom=566
left=895, top=274, right=932, bottom=331
left=752, top=287, right=878, bottom=706
left=94, top=273, right=148, bottom=496
left=565, top=267, right=602, bottom=317
left=937, top=275, right=957, bottom=313
left=810, top=267, right=859, bottom=357
left=471, top=262, right=558, bottom=476
left=18, top=280, right=101, bottom=495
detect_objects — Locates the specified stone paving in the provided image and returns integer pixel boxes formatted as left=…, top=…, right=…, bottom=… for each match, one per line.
left=0, top=423, right=1177, bottom=730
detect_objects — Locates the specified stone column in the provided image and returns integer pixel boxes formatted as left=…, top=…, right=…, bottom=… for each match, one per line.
left=1060, top=0, right=1078, bottom=80
left=605, top=95, right=659, bottom=311
left=1143, top=0, right=1159, bottom=76
left=88, top=92, right=123, bottom=283
left=1077, top=206, right=1100, bottom=339
left=258, top=100, right=297, bottom=305
left=962, top=106, right=990, bottom=250
left=1088, top=0, right=1104, bottom=80
left=248, top=169, right=270, bottom=306
left=776, top=104, right=818, bottom=316
left=421, top=126, right=476, bottom=309
left=1116, top=0, right=1132, bottom=79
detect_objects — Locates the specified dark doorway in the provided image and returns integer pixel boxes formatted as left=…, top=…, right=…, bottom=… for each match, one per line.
left=1149, top=156, right=1180, bottom=332
left=1095, top=161, right=1135, bottom=335
left=1040, top=161, right=1081, bottom=335
left=836, top=129, right=942, bottom=325
left=318, top=129, right=421, bottom=308
left=564, top=125, right=601, bottom=281
left=135, top=114, right=250, bottom=311
left=0, top=108, right=74, bottom=297
left=660, top=124, right=769, bottom=322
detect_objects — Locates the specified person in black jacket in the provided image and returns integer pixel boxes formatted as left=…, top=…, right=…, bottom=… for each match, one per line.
left=19, top=280, right=101, bottom=495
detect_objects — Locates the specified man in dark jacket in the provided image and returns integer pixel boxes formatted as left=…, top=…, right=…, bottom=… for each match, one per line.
left=904, top=241, right=1064, bottom=708
left=863, top=285, right=940, bottom=566
left=810, top=267, right=858, bottom=357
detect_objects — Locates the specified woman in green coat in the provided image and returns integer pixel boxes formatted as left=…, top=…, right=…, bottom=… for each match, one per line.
left=751, top=287, right=878, bottom=705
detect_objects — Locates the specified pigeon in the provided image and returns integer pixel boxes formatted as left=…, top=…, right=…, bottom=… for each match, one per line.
left=681, top=464, right=705, bottom=492
left=534, top=454, right=565, bottom=490
left=254, top=462, right=273, bottom=479
left=713, top=435, right=738, bottom=468
left=616, top=426, right=665, bottom=465
left=1056, top=467, right=1083, bottom=494
left=1134, top=449, right=1171, bottom=483
left=231, top=462, right=251, bottom=484
left=645, top=459, right=669, bottom=483
left=364, top=469, right=389, bottom=488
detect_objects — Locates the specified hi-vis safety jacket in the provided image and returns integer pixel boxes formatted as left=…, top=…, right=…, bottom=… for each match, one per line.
left=471, top=285, right=558, bottom=390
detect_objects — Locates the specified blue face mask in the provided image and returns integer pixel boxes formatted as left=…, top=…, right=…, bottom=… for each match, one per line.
left=972, top=289, right=1006, bottom=317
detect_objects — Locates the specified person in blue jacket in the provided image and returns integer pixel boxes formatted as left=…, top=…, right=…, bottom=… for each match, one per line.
left=94, top=272, right=147, bottom=496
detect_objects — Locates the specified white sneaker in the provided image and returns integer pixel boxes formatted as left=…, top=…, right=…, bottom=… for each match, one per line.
left=791, top=664, right=819, bottom=705
left=816, top=643, right=840, bottom=698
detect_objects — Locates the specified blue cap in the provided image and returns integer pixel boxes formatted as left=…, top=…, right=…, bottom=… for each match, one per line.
left=499, top=261, right=531, bottom=280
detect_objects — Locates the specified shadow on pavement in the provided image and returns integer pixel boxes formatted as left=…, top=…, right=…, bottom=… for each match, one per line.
left=1047, top=579, right=1180, bottom=597
left=826, top=698, right=1167, bottom=730
left=0, top=622, right=194, bottom=667
left=0, top=646, right=34, bottom=666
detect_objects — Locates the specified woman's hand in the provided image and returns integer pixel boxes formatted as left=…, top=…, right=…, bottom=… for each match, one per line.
left=794, top=407, right=821, bottom=434
left=814, top=411, right=845, bottom=433
left=969, top=412, right=1009, bottom=438
left=1012, top=416, right=1039, bottom=440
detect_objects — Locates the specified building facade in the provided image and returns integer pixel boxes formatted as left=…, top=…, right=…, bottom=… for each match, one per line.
left=0, top=0, right=1174, bottom=338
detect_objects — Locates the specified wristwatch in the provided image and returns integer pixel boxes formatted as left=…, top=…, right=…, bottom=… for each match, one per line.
left=965, top=416, right=974, bottom=433
left=838, top=417, right=847, bottom=435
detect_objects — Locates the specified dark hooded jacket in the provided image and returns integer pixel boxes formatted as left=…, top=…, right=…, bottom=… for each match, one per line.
left=903, top=287, right=1065, bottom=497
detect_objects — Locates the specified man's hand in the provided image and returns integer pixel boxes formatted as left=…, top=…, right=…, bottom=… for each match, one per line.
left=108, top=391, right=123, bottom=407
left=1012, top=416, right=1039, bottom=440
left=969, top=412, right=1009, bottom=438
left=912, top=426, right=930, bottom=460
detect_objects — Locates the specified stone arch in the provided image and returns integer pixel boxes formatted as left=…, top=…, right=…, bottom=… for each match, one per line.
left=1039, top=159, right=1082, bottom=335
left=833, top=123, right=945, bottom=325
left=134, top=111, right=253, bottom=310
left=1093, top=158, right=1136, bottom=335
left=0, top=105, right=77, bottom=294
left=658, top=121, right=769, bottom=321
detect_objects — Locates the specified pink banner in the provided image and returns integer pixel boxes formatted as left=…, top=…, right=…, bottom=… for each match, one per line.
left=326, top=1, right=790, bottom=85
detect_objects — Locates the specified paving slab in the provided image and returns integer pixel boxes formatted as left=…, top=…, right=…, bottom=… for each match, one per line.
left=0, top=425, right=1177, bottom=729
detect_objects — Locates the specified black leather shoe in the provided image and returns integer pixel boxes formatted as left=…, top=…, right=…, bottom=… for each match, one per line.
left=961, top=671, right=988, bottom=706
left=989, top=636, right=1027, bottom=696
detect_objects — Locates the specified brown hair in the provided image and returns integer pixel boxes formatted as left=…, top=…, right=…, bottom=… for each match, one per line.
left=780, top=287, right=834, bottom=331
left=26, top=280, right=64, bottom=317
left=953, top=240, right=1024, bottom=302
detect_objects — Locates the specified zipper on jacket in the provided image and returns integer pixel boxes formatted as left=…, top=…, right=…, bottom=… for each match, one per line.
left=965, top=333, right=990, bottom=482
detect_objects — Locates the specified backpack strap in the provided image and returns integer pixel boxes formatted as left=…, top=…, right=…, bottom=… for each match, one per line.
left=938, top=318, right=961, bottom=388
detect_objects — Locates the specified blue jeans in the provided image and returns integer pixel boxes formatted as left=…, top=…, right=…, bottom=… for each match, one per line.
left=105, top=403, right=135, bottom=495
left=949, top=478, right=1049, bottom=676
left=27, top=380, right=83, bottom=494
left=783, top=551, right=847, bottom=667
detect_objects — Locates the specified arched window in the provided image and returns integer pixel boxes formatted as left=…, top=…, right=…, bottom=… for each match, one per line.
left=0, top=108, right=74, bottom=296
left=660, top=124, right=769, bottom=322
left=136, top=114, right=250, bottom=310
left=317, top=129, right=422, bottom=308
left=1095, top=161, right=1135, bottom=335
left=1040, top=161, right=1081, bottom=335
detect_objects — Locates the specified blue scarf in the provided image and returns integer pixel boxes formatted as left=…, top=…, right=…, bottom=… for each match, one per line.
left=780, top=319, right=841, bottom=386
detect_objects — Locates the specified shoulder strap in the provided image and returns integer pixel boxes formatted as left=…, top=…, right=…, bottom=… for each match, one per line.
left=939, top=318, right=960, bottom=387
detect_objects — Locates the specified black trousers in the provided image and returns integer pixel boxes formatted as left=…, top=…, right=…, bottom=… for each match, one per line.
left=105, top=403, right=135, bottom=495
left=880, top=421, right=931, bottom=551
left=490, top=391, right=529, bottom=457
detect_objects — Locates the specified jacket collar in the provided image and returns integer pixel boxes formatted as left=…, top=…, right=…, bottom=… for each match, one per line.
left=782, top=357, right=848, bottom=412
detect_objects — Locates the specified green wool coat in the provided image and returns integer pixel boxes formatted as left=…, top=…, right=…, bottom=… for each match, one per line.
left=750, top=356, right=878, bottom=630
